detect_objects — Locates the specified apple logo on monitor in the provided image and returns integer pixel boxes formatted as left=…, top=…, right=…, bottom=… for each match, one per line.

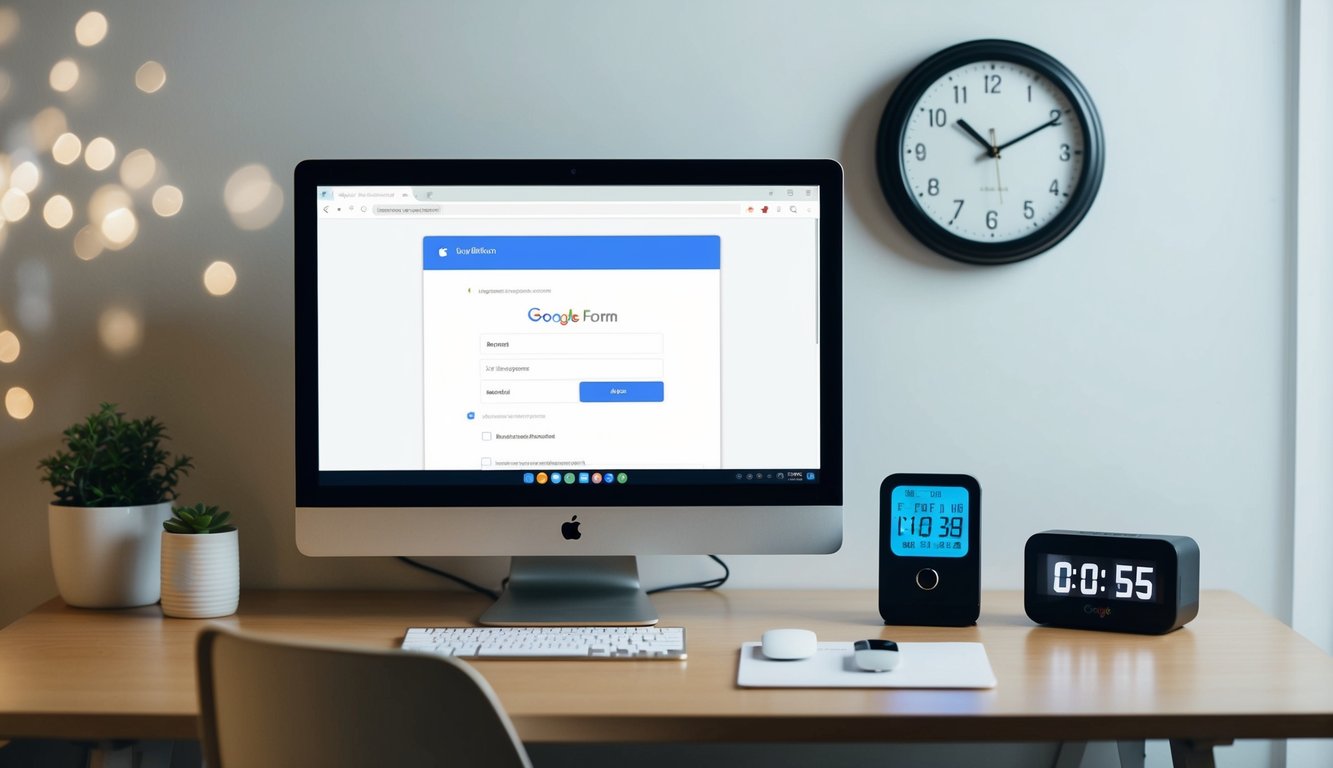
left=561, top=515, right=582, bottom=540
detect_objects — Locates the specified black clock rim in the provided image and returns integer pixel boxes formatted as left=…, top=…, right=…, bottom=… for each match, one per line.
left=876, top=39, right=1105, bottom=265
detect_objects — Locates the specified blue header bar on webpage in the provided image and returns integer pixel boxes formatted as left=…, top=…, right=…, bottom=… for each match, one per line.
left=422, top=235, right=720, bottom=270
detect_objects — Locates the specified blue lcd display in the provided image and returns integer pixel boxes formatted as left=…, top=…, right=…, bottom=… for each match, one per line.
left=888, top=485, right=970, bottom=558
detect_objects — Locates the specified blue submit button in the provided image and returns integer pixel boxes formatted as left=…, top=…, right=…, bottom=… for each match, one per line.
left=579, top=381, right=664, bottom=403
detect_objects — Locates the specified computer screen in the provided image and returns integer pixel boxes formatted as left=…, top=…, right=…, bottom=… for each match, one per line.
left=294, top=160, right=843, bottom=624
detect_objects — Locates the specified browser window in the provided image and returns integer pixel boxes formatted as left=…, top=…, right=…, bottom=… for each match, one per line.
left=316, top=185, right=821, bottom=475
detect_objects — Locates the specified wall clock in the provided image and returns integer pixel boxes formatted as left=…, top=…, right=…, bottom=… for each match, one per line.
left=876, top=39, right=1104, bottom=265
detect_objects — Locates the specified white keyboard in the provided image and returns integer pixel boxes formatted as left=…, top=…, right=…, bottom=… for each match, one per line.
left=402, top=626, right=687, bottom=660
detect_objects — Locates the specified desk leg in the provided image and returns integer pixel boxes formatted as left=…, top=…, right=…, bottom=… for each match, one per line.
left=1168, top=739, right=1233, bottom=768
left=1117, top=740, right=1145, bottom=768
left=87, top=746, right=131, bottom=768
left=1052, top=741, right=1087, bottom=768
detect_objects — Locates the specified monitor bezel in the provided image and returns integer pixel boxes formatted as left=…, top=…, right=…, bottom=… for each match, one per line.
left=295, top=159, right=843, bottom=508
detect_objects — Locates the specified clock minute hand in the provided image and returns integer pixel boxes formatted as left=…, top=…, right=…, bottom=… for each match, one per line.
left=996, top=115, right=1062, bottom=152
left=955, top=119, right=997, bottom=158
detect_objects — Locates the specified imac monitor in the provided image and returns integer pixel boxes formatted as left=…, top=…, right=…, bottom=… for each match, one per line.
left=295, top=160, right=843, bottom=625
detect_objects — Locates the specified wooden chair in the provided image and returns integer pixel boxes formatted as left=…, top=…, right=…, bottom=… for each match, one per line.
left=197, top=627, right=531, bottom=768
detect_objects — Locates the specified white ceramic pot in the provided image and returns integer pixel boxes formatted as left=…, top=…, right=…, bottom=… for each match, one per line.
left=160, top=529, right=239, bottom=619
left=48, top=502, right=172, bottom=608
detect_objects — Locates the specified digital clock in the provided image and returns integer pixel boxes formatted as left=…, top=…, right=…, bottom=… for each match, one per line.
left=879, top=473, right=981, bottom=626
left=1024, top=530, right=1200, bottom=634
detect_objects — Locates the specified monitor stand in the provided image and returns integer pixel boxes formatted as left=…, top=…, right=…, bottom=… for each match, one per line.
left=479, top=556, right=658, bottom=626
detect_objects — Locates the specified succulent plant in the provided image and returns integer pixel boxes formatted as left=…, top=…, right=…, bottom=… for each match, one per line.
left=163, top=503, right=235, bottom=534
left=38, top=402, right=193, bottom=507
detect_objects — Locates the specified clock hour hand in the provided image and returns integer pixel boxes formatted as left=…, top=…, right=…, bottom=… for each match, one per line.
left=996, top=115, right=1062, bottom=152
left=955, top=119, right=997, bottom=158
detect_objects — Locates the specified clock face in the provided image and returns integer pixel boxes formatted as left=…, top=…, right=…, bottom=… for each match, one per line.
left=1040, top=554, right=1160, bottom=603
left=876, top=40, right=1104, bottom=264
left=901, top=61, right=1085, bottom=243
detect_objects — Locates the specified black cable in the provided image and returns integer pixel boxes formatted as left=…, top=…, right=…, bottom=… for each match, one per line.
left=646, top=555, right=729, bottom=594
left=398, top=554, right=729, bottom=599
left=396, top=556, right=499, bottom=600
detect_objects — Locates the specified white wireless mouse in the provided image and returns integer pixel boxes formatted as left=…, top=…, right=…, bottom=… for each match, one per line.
left=853, top=639, right=900, bottom=672
left=760, top=628, right=818, bottom=660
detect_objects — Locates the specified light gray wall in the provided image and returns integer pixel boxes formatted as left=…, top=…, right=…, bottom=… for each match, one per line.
left=0, top=2, right=1304, bottom=766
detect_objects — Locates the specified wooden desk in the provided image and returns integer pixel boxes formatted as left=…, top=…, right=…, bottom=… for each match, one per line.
left=0, top=590, right=1328, bottom=765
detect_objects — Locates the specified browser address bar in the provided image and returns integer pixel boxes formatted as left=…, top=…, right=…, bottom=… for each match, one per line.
left=373, top=202, right=751, bottom=217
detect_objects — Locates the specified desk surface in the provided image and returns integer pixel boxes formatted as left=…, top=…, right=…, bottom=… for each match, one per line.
left=0, top=589, right=1329, bottom=744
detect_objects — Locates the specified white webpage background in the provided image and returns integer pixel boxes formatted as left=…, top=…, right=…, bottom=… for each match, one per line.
left=422, top=263, right=721, bottom=470
left=317, top=214, right=819, bottom=470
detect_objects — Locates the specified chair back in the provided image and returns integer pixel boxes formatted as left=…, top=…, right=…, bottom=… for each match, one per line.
left=197, top=628, right=532, bottom=768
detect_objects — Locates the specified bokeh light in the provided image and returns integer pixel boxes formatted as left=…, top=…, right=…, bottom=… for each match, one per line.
left=203, top=261, right=237, bottom=296
left=134, top=60, right=165, bottom=93
left=52, top=131, right=81, bottom=165
left=50, top=59, right=79, bottom=93
left=0, top=330, right=19, bottom=363
left=5, top=386, right=33, bottom=420
left=73, top=225, right=103, bottom=261
left=10, top=160, right=38, bottom=193
left=151, top=184, right=182, bottom=217
left=84, top=136, right=115, bottom=171
left=224, top=163, right=284, bottom=230
left=119, top=148, right=156, bottom=189
left=88, top=183, right=131, bottom=222
left=0, top=70, right=10, bottom=104
left=100, top=207, right=137, bottom=249
left=75, top=11, right=107, bottom=47
left=43, top=194, right=73, bottom=229
left=30, top=107, right=67, bottom=151
left=98, top=306, right=142, bottom=355
left=1, top=188, right=29, bottom=222
left=0, top=8, right=18, bottom=48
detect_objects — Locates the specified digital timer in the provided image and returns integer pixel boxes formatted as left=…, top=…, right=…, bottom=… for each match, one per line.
left=879, top=473, right=980, bottom=627
left=1024, top=530, right=1199, bottom=634
left=1041, top=554, right=1159, bottom=603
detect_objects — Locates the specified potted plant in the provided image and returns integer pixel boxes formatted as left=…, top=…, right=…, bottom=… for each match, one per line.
left=38, top=403, right=192, bottom=608
left=160, top=503, right=239, bottom=619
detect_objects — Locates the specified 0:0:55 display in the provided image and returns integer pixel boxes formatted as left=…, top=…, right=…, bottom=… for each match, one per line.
left=1052, top=561, right=1154, bottom=600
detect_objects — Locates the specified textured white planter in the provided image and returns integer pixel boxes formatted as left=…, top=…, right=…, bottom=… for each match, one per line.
left=161, top=530, right=239, bottom=619
left=48, top=502, right=171, bottom=608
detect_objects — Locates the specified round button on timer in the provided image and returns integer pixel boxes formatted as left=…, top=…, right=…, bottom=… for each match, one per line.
left=915, top=568, right=940, bottom=591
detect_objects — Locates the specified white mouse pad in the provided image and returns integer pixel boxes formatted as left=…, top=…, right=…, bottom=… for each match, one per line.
left=737, top=642, right=996, bottom=689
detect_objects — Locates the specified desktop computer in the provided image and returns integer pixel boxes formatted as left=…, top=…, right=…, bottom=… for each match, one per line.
left=294, top=159, right=844, bottom=625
